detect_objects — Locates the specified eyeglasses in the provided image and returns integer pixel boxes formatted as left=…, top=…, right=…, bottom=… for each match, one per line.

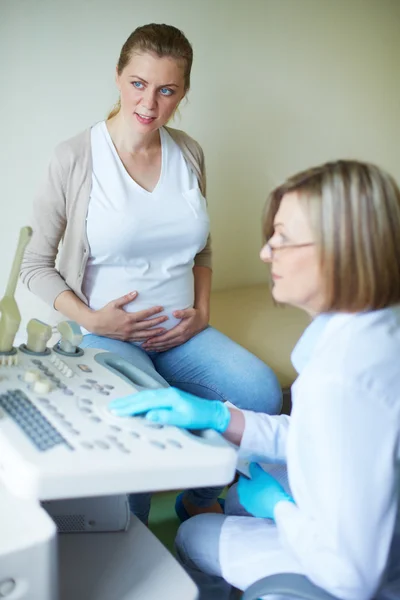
left=263, top=241, right=315, bottom=259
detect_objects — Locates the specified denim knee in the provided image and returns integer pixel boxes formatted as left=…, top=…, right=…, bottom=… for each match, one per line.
left=175, top=514, right=225, bottom=575
left=230, top=362, right=282, bottom=415
left=224, top=483, right=252, bottom=517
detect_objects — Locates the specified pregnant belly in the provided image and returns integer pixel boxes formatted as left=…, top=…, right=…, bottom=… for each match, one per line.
left=84, top=267, right=195, bottom=332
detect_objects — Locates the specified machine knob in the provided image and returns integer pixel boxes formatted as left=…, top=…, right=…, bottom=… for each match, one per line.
left=33, top=379, right=52, bottom=394
left=0, top=578, right=16, bottom=597
left=57, top=321, right=83, bottom=355
left=26, top=319, right=52, bottom=354
left=24, top=369, right=40, bottom=383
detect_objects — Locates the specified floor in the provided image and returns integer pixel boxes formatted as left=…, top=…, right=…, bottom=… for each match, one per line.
left=149, top=490, right=181, bottom=553
left=149, top=487, right=228, bottom=554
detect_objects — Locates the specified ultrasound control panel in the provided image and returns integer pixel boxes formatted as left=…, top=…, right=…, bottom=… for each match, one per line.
left=0, top=345, right=237, bottom=501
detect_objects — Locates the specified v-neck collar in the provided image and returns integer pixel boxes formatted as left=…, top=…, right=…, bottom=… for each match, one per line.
left=101, top=121, right=166, bottom=195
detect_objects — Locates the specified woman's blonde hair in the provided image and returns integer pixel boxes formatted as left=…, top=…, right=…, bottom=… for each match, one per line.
left=263, top=160, right=400, bottom=312
left=107, top=23, right=193, bottom=120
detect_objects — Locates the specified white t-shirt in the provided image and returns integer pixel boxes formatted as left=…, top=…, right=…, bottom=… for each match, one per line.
left=82, top=122, right=210, bottom=331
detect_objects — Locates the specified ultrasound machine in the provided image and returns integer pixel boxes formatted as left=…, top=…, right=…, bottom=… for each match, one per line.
left=0, top=227, right=237, bottom=599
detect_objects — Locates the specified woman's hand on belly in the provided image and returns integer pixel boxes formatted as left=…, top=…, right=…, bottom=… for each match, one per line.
left=141, top=307, right=208, bottom=352
left=87, top=291, right=169, bottom=342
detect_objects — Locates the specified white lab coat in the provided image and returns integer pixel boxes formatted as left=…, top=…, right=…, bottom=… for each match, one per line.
left=219, top=307, right=400, bottom=600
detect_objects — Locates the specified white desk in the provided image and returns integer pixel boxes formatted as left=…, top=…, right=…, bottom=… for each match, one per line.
left=58, top=515, right=198, bottom=600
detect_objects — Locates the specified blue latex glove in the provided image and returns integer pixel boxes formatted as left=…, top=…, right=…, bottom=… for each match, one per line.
left=237, top=462, right=294, bottom=519
left=108, top=387, right=231, bottom=433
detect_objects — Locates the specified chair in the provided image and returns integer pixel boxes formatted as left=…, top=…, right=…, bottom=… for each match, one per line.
left=243, top=573, right=341, bottom=600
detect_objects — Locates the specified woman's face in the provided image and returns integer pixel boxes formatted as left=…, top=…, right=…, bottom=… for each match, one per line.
left=116, top=51, right=186, bottom=132
left=260, top=191, right=325, bottom=315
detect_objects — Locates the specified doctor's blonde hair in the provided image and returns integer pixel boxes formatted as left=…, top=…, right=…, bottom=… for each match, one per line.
left=263, top=160, right=400, bottom=312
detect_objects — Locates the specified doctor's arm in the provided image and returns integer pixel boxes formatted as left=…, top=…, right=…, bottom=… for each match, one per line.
left=109, top=386, right=290, bottom=462
left=274, top=380, right=398, bottom=600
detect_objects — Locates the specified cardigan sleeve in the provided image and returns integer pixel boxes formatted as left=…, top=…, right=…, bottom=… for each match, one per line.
left=192, top=139, right=212, bottom=269
left=20, top=148, right=71, bottom=307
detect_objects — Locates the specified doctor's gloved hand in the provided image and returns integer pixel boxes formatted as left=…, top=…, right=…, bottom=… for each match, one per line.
left=237, top=463, right=294, bottom=520
left=108, top=387, right=231, bottom=433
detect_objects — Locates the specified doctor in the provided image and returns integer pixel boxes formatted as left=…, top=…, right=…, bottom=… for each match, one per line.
left=109, top=160, right=400, bottom=600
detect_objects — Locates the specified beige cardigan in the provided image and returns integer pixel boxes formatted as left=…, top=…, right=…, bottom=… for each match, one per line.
left=20, top=126, right=211, bottom=308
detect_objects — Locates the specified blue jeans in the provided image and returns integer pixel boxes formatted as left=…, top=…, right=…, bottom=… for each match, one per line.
left=81, top=326, right=282, bottom=522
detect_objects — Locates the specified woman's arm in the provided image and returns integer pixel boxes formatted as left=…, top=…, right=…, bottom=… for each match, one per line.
left=54, top=290, right=97, bottom=330
left=193, top=265, right=212, bottom=322
left=20, top=151, right=71, bottom=306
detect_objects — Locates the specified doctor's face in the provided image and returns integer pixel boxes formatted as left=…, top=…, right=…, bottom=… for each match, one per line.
left=260, top=192, right=324, bottom=316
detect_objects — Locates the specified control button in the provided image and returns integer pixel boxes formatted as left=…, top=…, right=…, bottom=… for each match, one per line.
left=26, top=319, right=52, bottom=354
left=80, top=384, right=91, bottom=390
left=86, top=379, right=97, bottom=384
left=145, top=422, right=163, bottom=430
left=81, top=408, right=92, bottom=414
left=81, top=442, right=93, bottom=449
left=90, top=416, right=101, bottom=423
left=150, top=441, right=166, bottom=449
left=167, top=439, right=183, bottom=449
left=33, top=380, right=52, bottom=394
left=38, top=397, right=50, bottom=405
left=78, top=364, right=92, bottom=373
left=103, top=384, right=114, bottom=390
left=110, top=425, right=121, bottom=432
left=130, top=431, right=140, bottom=439
left=80, top=398, right=93, bottom=405
left=57, top=321, right=83, bottom=355
left=67, top=428, right=80, bottom=436
left=99, top=390, right=110, bottom=396
left=63, top=389, right=74, bottom=396
left=0, top=577, right=16, bottom=596
left=117, top=444, right=130, bottom=454
left=94, top=440, right=109, bottom=449
left=31, top=359, right=42, bottom=365
left=24, top=369, right=40, bottom=383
